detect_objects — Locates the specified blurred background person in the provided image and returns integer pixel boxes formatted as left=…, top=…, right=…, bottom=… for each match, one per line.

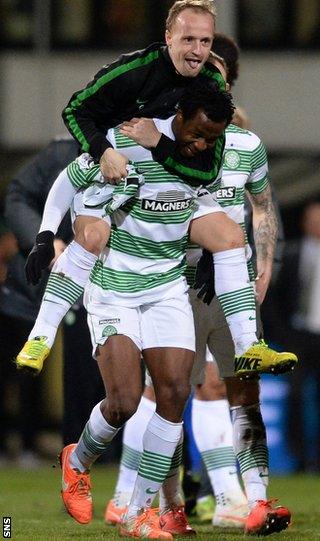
left=0, top=137, right=74, bottom=466
left=274, top=200, right=320, bottom=472
left=0, top=211, right=18, bottom=465
left=0, top=136, right=107, bottom=466
left=0, top=212, right=17, bottom=283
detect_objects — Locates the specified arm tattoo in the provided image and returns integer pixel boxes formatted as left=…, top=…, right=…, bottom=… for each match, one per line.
left=249, top=185, right=278, bottom=262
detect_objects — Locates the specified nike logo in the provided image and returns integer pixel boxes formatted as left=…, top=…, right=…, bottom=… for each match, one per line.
left=136, top=99, right=148, bottom=110
left=259, top=472, right=268, bottom=478
left=146, top=487, right=158, bottom=495
left=249, top=316, right=256, bottom=321
left=61, top=451, right=69, bottom=491
left=235, top=356, right=262, bottom=371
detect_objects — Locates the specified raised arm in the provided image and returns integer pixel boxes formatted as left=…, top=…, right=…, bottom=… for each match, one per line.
left=62, top=47, right=160, bottom=178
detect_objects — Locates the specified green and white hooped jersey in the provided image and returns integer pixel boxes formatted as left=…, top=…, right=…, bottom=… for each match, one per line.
left=186, top=124, right=269, bottom=285
left=66, top=153, right=102, bottom=190
left=85, top=117, right=216, bottom=306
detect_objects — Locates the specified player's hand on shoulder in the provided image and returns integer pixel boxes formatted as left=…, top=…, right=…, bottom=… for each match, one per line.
left=120, top=118, right=161, bottom=149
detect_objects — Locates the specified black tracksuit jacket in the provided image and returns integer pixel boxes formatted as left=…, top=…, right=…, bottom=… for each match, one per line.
left=1, top=138, right=78, bottom=321
left=62, top=43, right=226, bottom=186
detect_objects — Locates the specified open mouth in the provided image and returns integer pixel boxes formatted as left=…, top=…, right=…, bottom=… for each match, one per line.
left=185, top=58, right=201, bottom=70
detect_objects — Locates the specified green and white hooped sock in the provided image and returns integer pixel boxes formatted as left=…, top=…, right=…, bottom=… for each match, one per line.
left=192, top=398, right=244, bottom=504
left=231, top=403, right=269, bottom=508
left=70, top=401, right=120, bottom=472
left=159, top=432, right=184, bottom=512
left=213, top=247, right=257, bottom=356
left=113, top=396, right=156, bottom=507
left=29, top=241, right=97, bottom=346
left=126, top=413, right=183, bottom=519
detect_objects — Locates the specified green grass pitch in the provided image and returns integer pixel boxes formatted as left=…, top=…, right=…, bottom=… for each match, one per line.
left=0, top=466, right=319, bottom=540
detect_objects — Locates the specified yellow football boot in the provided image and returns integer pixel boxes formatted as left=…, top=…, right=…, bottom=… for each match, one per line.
left=235, top=340, right=298, bottom=378
left=15, top=336, right=50, bottom=375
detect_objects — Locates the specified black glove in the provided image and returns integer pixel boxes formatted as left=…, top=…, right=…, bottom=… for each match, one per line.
left=194, top=249, right=215, bottom=305
left=25, top=231, right=55, bottom=285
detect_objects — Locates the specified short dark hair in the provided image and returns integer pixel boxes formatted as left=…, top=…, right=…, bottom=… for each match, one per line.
left=213, top=33, right=240, bottom=87
left=178, top=80, right=235, bottom=125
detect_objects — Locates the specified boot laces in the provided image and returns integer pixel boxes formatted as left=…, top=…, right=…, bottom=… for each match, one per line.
left=256, top=498, right=278, bottom=508
left=172, top=507, right=187, bottom=525
left=27, top=341, right=47, bottom=356
left=70, top=471, right=91, bottom=498
left=128, top=508, right=159, bottom=529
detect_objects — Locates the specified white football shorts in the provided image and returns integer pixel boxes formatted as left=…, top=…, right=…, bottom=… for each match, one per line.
left=70, top=189, right=111, bottom=226
left=84, top=288, right=195, bottom=357
left=192, top=190, right=225, bottom=220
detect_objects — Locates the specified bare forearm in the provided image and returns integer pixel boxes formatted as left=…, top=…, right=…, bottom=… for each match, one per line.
left=253, top=205, right=278, bottom=269
left=248, top=186, right=278, bottom=303
left=249, top=186, right=278, bottom=269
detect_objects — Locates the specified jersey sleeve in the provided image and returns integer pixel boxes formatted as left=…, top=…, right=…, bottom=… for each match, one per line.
left=245, top=139, right=269, bottom=195
left=39, top=168, right=77, bottom=235
left=66, top=154, right=101, bottom=189
left=62, top=48, right=160, bottom=161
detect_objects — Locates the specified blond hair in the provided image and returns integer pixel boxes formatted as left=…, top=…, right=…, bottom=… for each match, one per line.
left=166, top=0, right=217, bottom=31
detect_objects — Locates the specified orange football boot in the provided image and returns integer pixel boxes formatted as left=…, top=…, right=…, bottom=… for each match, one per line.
left=120, top=508, right=173, bottom=539
left=245, top=499, right=291, bottom=536
left=105, top=499, right=127, bottom=525
left=159, top=506, right=196, bottom=536
left=59, top=443, right=93, bottom=524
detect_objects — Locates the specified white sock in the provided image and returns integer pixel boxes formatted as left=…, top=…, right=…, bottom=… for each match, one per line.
left=192, top=398, right=245, bottom=505
left=70, top=401, right=119, bottom=472
left=213, top=248, right=257, bottom=356
left=29, top=241, right=97, bottom=346
left=242, top=468, right=268, bottom=509
left=123, top=396, right=156, bottom=453
left=113, top=396, right=156, bottom=507
left=126, top=413, right=183, bottom=519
